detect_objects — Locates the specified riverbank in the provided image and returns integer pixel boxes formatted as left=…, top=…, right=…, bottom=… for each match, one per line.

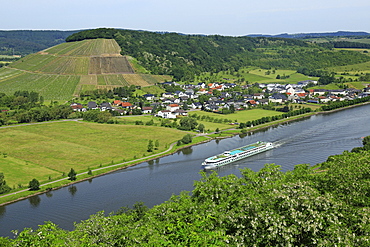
left=1, top=101, right=369, bottom=206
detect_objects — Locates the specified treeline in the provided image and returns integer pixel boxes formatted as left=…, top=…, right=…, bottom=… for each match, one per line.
left=0, top=105, right=73, bottom=126
left=3, top=141, right=370, bottom=246
left=0, top=91, right=75, bottom=125
left=80, top=85, right=137, bottom=100
left=65, top=28, right=370, bottom=81
left=0, top=91, right=43, bottom=110
left=330, top=41, right=370, bottom=49
left=320, top=96, right=370, bottom=111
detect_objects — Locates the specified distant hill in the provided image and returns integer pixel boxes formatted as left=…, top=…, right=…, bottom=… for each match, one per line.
left=0, top=38, right=171, bottom=100
left=0, top=30, right=80, bottom=55
left=246, top=31, right=370, bottom=39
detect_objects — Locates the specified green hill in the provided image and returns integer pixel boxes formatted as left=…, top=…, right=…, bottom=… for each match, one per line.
left=67, top=28, right=370, bottom=81
left=0, top=39, right=171, bottom=100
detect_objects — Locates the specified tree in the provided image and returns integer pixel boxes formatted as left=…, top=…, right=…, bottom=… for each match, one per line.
left=28, top=178, right=40, bottom=191
left=181, top=134, right=193, bottom=144
left=155, top=140, right=159, bottom=150
left=197, top=123, right=205, bottom=133
left=68, top=168, right=77, bottom=181
left=0, top=173, right=11, bottom=194
left=147, top=140, right=154, bottom=152
left=178, top=117, right=198, bottom=131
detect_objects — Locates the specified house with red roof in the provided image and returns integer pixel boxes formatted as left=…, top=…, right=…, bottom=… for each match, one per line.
left=166, top=104, right=180, bottom=111
left=113, top=100, right=123, bottom=106
left=120, top=102, right=133, bottom=109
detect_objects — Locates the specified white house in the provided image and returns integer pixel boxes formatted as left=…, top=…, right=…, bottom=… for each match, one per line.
left=166, top=104, right=180, bottom=111
left=141, top=107, right=153, bottom=114
left=157, top=110, right=176, bottom=119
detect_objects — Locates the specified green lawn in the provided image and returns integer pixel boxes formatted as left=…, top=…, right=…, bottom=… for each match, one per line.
left=190, top=109, right=283, bottom=123
left=0, top=121, right=188, bottom=188
left=196, top=67, right=318, bottom=84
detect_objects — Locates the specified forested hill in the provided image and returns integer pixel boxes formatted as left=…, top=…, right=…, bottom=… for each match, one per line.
left=0, top=30, right=80, bottom=55
left=66, top=28, right=370, bottom=81
left=247, top=31, right=370, bottom=39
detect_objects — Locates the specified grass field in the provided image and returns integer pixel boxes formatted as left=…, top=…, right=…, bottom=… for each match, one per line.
left=0, top=121, right=188, bottom=188
left=196, top=67, right=318, bottom=84
left=190, top=109, right=283, bottom=123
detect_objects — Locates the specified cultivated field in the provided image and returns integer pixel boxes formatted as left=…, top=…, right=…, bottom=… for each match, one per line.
left=44, top=39, right=121, bottom=56
left=89, top=56, right=134, bottom=74
left=0, top=121, right=187, bottom=188
left=0, top=39, right=171, bottom=100
left=0, top=69, right=80, bottom=100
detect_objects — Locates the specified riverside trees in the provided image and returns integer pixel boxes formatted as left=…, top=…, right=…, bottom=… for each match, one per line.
left=0, top=173, right=11, bottom=194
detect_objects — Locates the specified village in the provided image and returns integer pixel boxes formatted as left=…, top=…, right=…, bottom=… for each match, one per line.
left=70, top=80, right=370, bottom=119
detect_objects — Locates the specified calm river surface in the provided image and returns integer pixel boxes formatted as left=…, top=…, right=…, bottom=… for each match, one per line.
left=0, top=104, right=369, bottom=237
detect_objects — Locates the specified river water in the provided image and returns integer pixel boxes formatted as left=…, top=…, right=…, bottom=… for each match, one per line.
left=0, top=105, right=369, bottom=237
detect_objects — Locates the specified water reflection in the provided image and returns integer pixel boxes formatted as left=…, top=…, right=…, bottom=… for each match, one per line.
left=28, top=196, right=41, bottom=208
left=45, top=191, right=53, bottom=198
left=68, top=186, right=77, bottom=196
left=179, top=147, right=193, bottom=155
left=0, top=206, right=5, bottom=218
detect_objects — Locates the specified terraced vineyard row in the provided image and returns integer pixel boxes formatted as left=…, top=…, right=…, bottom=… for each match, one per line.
left=44, top=39, right=121, bottom=56
left=0, top=68, right=24, bottom=81
left=123, top=74, right=152, bottom=87
left=89, top=56, right=134, bottom=74
left=0, top=70, right=79, bottom=100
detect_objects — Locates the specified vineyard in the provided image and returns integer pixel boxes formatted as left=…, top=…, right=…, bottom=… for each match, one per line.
left=0, top=39, right=171, bottom=100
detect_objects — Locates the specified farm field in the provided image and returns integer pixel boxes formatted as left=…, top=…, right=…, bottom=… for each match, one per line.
left=0, top=70, right=80, bottom=100
left=44, top=39, right=121, bottom=56
left=0, top=121, right=187, bottom=188
left=0, top=39, right=170, bottom=100
left=123, top=74, right=152, bottom=87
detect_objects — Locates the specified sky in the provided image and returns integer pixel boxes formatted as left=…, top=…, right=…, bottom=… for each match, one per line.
left=2, top=0, right=370, bottom=36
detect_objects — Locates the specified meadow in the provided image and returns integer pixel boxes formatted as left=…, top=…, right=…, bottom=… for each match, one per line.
left=196, top=67, right=319, bottom=84
left=0, top=121, right=188, bottom=188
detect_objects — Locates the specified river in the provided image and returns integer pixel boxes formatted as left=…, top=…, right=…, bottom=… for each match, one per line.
left=0, top=104, right=369, bottom=237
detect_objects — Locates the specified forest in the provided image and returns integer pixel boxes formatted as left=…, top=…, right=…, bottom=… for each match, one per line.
left=1, top=137, right=369, bottom=246
left=0, top=30, right=79, bottom=55
left=66, top=28, right=370, bottom=81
